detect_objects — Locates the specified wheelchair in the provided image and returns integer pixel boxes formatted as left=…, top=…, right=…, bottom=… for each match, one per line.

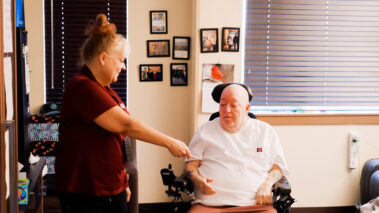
left=161, top=83, right=295, bottom=213
left=161, top=163, right=294, bottom=213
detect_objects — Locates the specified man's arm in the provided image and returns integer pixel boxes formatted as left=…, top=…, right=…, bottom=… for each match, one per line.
left=185, top=160, right=216, bottom=195
left=255, top=164, right=283, bottom=205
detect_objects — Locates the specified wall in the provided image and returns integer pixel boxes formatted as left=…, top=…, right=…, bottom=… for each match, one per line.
left=24, top=0, right=45, bottom=114
left=127, top=0, right=193, bottom=203
left=275, top=125, right=378, bottom=207
left=26, top=0, right=379, bottom=207
left=192, top=0, right=245, bottom=130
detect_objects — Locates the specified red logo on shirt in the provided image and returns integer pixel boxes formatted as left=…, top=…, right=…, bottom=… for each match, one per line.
left=257, top=148, right=263, bottom=152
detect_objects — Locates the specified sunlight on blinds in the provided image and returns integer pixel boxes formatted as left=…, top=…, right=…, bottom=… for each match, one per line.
left=244, top=0, right=379, bottom=114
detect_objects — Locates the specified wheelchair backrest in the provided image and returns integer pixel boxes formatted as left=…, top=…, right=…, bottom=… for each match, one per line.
left=209, top=83, right=256, bottom=121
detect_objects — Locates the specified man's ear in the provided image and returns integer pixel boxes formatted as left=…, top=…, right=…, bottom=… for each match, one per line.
left=245, top=104, right=251, bottom=113
left=99, top=52, right=107, bottom=66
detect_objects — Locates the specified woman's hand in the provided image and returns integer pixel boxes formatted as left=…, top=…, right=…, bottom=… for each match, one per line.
left=126, top=187, right=131, bottom=202
left=167, top=139, right=191, bottom=158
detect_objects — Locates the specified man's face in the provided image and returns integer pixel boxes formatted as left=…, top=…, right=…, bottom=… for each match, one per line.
left=219, top=85, right=250, bottom=133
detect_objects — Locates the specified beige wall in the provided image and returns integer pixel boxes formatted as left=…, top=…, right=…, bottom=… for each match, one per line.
left=276, top=125, right=378, bottom=207
left=127, top=0, right=193, bottom=203
left=193, top=0, right=245, bottom=129
left=26, top=0, right=379, bottom=207
left=24, top=0, right=45, bottom=114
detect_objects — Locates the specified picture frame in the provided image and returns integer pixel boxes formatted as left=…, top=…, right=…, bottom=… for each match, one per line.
left=200, top=28, right=219, bottom=53
left=139, top=64, right=163, bottom=82
left=170, top=63, right=188, bottom=86
left=221, top=27, right=240, bottom=52
left=150, top=10, right=168, bottom=34
left=147, top=40, right=170, bottom=57
left=173, top=36, right=190, bottom=60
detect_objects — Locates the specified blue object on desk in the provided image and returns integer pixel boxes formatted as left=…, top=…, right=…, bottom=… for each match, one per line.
left=18, top=178, right=29, bottom=205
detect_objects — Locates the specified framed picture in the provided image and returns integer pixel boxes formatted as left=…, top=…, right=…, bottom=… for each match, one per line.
left=221, top=27, right=240, bottom=52
left=200, top=28, right=218, bottom=53
left=202, top=63, right=235, bottom=112
left=147, top=40, right=170, bottom=57
left=139, top=64, right=163, bottom=82
left=150, top=10, right=167, bottom=34
left=173, top=36, right=190, bottom=60
left=170, top=63, right=188, bottom=86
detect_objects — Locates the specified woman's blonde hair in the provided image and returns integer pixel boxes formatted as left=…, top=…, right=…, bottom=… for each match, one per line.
left=80, top=13, right=125, bottom=63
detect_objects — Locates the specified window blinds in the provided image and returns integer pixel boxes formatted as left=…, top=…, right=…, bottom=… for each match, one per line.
left=244, top=0, right=379, bottom=112
left=44, top=0, right=127, bottom=104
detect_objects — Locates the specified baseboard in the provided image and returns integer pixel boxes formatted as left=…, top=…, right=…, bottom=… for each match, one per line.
left=291, top=206, right=357, bottom=213
left=139, top=202, right=190, bottom=213
left=139, top=203, right=357, bottom=213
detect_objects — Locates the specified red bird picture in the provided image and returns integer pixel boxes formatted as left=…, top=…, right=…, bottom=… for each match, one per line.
left=211, top=65, right=226, bottom=82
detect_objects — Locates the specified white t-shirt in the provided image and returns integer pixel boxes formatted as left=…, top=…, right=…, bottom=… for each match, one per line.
left=186, top=117, right=289, bottom=206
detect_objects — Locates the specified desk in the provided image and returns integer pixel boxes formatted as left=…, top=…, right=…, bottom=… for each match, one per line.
left=19, top=157, right=46, bottom=213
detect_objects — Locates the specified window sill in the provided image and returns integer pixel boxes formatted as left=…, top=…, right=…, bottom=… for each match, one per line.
left=256, top=114, right=379, bottom=125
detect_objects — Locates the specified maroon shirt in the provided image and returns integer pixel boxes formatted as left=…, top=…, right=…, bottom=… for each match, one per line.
left=55, top=65, right=128, bottom=196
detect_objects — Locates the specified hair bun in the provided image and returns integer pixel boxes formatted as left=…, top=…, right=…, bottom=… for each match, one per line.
left=96, top=13, right=108, bottom=27
left=85, top=13, right=117, bottom=36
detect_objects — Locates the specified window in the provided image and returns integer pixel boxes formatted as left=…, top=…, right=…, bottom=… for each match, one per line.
left=44, top=0, right=127, bottom=104
left=244, top=0, right=379, bottom=116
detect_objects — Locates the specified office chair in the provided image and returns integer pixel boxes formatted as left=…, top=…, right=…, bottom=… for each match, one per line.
left=161, top=83, right=295, bottom=213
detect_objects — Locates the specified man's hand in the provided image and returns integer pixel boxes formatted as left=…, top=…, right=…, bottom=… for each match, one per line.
left=255, top=181, right=272, bottom=205
left=186, top=160, right=215, bottom=195
left=126, top=187, right=131, bottom=202
left=196, top=177, right=216, bottom=195
left=255, top=164, right=283, bottom=205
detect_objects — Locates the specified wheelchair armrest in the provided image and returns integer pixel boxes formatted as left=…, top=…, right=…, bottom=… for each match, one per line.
left=273, top=176, right=291, bottom=195
left=175, top=173, right=194, bottom=194
left=161, top=165, right=193, bottom=199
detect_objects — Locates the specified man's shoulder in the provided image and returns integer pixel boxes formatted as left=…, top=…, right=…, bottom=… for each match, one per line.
left=199, top=118, right=219, bottom=130
left=194, top=118, right=220, bottom=136
left=246, top=118, right=275, bottom=131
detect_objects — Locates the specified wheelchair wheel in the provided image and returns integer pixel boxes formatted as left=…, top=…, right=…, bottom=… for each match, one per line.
left=283, top=207, right=291, bottom=213
left=171, top=201, right=191, bottom=213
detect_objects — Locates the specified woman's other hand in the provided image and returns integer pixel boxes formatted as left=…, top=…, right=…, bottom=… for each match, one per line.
left=126, top=187, right=131, bottom=202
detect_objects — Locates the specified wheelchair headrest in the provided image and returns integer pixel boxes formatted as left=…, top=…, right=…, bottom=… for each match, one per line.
left=211, top=83, right=253, bottom=103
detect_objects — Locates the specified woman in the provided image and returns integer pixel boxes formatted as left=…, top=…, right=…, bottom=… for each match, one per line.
left=55, top=13, right=190, bottom=213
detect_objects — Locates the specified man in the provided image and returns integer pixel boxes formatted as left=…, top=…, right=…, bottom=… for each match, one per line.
left=186, top=84, right=288, bottom=213
left=233, top=32, right=239, bottom=50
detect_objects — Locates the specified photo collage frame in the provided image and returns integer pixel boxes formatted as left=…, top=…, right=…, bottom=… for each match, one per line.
left=200, top=27, right=240, bottom=53
left=141, top=10, right=190, bottom=86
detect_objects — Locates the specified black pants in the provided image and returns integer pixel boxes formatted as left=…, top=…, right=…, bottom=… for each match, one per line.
left=59, top=190, right=127, bottom=213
